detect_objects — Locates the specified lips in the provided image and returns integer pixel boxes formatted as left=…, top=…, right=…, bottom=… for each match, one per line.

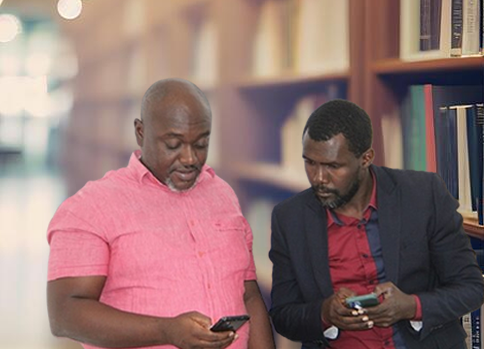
left=173, top=169, right=198, bottom=182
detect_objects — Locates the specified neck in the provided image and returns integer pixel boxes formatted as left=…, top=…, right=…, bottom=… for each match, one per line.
left=334, top=168, right=373, bottom=220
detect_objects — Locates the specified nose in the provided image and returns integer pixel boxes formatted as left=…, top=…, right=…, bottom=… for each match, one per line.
left=179, top=145, right=197, bottom=166
left=315, top=166, right=330, bottom=185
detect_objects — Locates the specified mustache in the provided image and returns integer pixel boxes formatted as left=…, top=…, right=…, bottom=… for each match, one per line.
left=313, top=185, right=338, bottom=194
left=170, top=165, right=201, bottom=173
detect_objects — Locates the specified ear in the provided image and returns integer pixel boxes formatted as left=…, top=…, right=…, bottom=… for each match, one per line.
left=361, top=148, right=374, bottom=168
left=134, top=118, right=144, bottom=147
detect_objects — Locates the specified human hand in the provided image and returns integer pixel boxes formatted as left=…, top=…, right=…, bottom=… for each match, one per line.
left=321, top=288, right=374, bottom=331
left=365, top=282, right=416, bottom=327
left=165, top=311, right=236, bottom=349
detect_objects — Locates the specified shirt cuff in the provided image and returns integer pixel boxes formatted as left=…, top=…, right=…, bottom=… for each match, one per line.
left=412, top=295, right=422, bottom=320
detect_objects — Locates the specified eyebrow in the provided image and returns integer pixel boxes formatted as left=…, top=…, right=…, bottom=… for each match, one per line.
left=162, top=131, right=211, bottom=140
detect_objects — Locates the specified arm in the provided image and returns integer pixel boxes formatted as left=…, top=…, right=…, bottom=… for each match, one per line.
left=415, top=175, right=484, bottom=338
left=269, top=208, right=327, bottom=343
left=243, top=280, right=275, bottom=349
left=47, top=276, right=235, bottom=349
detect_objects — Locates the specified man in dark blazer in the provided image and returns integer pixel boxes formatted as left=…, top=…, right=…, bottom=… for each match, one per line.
left=269, top=99, right=484, bottom=349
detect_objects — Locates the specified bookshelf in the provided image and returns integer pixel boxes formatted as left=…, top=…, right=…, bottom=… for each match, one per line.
left=59, top=0, right=483, bottom=346
left=363, top=0, right=484, bottom=240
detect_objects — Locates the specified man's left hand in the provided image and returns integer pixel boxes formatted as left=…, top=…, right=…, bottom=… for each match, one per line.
left=364, top=282, right=416, bottom=327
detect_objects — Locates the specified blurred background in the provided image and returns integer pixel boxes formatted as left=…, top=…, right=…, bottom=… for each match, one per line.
left=0, top=0, right=482, bottom=348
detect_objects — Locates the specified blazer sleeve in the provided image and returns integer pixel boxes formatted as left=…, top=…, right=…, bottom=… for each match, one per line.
left=269, top=206, right=328, bottom=345
left=417, top=174, right=484, bottom=339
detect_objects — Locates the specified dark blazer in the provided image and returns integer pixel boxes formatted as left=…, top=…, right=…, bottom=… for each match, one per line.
left=269, top=165, right=484, bottom=349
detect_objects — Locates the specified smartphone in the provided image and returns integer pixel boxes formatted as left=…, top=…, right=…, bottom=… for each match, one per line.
left=210, top=315, right=250, bottom=332
left=345, top=293, right=380, bottom=309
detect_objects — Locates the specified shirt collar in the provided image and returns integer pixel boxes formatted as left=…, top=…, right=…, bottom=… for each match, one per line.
left=127, top=150, right=215, bottom=191
left=327, top=168, right=378, bottom=227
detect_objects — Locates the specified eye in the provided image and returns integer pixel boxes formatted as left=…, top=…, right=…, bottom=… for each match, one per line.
left=194, top=142, right=209, bottom=150
left=328, top=164, right=340, bottom=169
left=165, top=142, right=181, bottom=150
left=304, top=159, right=315, bottom=166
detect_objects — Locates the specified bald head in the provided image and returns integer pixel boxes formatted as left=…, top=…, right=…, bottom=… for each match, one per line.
left=140, top=78, right=211, bottom=123
left=134, top=78, right=212, bottom=192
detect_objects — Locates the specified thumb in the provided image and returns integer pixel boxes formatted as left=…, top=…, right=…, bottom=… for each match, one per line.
left=188, top=311, right=213, bottom=328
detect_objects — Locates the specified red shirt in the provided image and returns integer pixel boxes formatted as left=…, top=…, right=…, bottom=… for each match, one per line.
left=48, top=151, right=256, bottom=349
left=325, top=172, right=421, bottom=348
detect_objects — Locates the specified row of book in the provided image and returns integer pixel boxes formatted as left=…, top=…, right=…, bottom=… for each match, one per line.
left=382, top=84, right=483, bottom=225
left=252, top=0, right=349, bottom=77
left=462, top=238, right=484, bottom=349
left=401, top=0, right=483, bottom=61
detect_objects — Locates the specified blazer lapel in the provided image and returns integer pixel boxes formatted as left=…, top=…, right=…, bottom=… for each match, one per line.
left=304, top=192, right=334, bottom=298
left=372, top=165, right=402, bottom=284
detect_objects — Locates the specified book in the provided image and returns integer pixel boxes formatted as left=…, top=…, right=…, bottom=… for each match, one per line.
left=295, top=0, right=349, bottom=74
left=402, top=0, right=452, bottom=60
left=451, top=0, right=464, bottom=56
left=462, top=0, right=481, bottom=55
left=420, top=0, right=443, bottom=51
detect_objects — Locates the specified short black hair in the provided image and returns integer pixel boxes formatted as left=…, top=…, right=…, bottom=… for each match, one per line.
left=303, top=99, right=373, bottom=157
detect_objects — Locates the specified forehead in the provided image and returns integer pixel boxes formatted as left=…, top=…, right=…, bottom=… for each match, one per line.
left=149, top=99, right=211, bottom=135
left=303, top=133, right=354, bottom=162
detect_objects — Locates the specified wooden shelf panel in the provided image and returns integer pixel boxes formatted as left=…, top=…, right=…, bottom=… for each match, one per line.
left=463, top=216, right=484, bottom=239
left=372, top=57, right=484, bottom=75
left=235, top=71, right=349, bottom=90
left=234, top=162, right=308, bottom=192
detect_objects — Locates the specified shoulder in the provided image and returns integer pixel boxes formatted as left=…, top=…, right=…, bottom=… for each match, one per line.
left=375, top=165, right=441, bottom=189
left=273, top=188, right=314, bottom=216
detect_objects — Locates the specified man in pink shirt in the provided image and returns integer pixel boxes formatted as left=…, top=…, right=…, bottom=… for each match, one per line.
left=47, top=78, right=275, bottom=349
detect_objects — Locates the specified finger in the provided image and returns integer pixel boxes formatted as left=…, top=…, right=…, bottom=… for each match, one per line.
left=197, top=329, right=235, bottom=342
left=196, top=334, right=236, bottom=348
left=337, top=287, right=357, bottom=298
left=189, top=311, right=213, bottom=328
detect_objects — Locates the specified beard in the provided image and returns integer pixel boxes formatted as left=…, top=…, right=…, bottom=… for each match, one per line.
left=313, top=175, right=361, bottom=209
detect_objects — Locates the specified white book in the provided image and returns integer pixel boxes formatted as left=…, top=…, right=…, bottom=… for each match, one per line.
left=381, top=111, right=404, bottom=169
left=400, top=0, right=452, bottom=61
left=193, top=19, right=218, bottom=86
left=461, top=0, right=481, bottom=55
left=295, top=0, right=349, bottom=74
left=252, top=0, right=286, bottom=77
left=451, top=105, right=473, bottom=213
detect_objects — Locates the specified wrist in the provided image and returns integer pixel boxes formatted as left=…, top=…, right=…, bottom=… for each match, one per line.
left=157, top=317, right=175, bottom=346
left=404, top=294, right=417, bottom=320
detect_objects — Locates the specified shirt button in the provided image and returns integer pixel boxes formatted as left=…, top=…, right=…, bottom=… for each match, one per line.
left=362, top=253, right=369, bottom=258
left=207, top=284, right=211, bottom=289
left=198, top=251, right=204, bottom=257
left=369, top=280, right=374, bottom=285
left=189, top=220, right=195, bottom=227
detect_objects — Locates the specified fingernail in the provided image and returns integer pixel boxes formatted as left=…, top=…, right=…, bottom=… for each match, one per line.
left=229, top=332, right=235, bottom=337
left=358, top=309, right=366, bottom=315
left=368, top=321, right=374, bottom=328
left=351, top=310, right=358, bottom=316
left=234, top=334, right=239, bottom=340
left=362, top=316, right=369, bottom=322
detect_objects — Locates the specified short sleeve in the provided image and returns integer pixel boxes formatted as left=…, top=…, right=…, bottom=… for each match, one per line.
left=242, top=217, right=257, bottom=281
left=47, top=206, right=110, bottom=281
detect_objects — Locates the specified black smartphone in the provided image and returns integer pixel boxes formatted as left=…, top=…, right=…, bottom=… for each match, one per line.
left=345, top=293, right=380, bottom=309
left=210, top=315, right=250, bottom=332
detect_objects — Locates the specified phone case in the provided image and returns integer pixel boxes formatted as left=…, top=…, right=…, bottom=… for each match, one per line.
left=210, top=315, right=250, bottom=332
left=345, top=293, right=379, bottom=308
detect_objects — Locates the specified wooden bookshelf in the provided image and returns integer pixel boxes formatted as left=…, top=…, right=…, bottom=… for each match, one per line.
left=364, top=0, right=484, bottom=238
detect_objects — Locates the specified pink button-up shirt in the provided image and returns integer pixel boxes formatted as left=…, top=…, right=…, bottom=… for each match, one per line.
left=48, top=151, right=257, bottom=349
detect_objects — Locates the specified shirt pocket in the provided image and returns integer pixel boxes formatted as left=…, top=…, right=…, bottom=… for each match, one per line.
left=210, top=217, right=251, bottom=276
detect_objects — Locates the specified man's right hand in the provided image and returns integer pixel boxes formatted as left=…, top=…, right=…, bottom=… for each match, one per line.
left=321, top=288, right=374, bottom=331
left=165, top=311, right=236, bottom=349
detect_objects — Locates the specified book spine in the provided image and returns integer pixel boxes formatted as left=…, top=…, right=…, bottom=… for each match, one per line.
left=451, top=0, right=464, bottom=56
left=476, top=104, right=484, bottom=225
left=421, top=0, right=433, bottom=50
